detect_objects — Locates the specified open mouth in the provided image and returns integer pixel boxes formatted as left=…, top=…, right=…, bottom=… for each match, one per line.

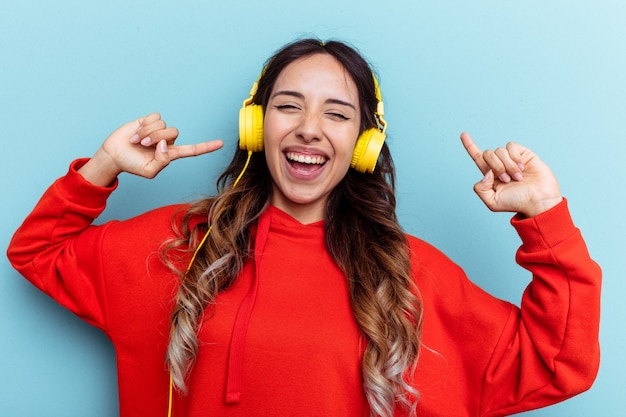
left=285, top=152, right=327, bottom=170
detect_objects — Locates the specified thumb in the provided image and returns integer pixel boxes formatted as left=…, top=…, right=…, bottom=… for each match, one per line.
left=473, top=170, right=496, bottom=210
left=142, top=139, right=172, bottom=178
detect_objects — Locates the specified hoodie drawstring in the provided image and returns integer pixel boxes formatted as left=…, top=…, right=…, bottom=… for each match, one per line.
left=224, top=211, right=271, bottom=404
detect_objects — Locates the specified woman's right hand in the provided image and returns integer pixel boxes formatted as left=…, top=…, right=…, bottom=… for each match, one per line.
left=78, top=113, right=224, bottom=186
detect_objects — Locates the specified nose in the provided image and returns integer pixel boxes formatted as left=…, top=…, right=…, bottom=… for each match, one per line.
left=295, top=111, right=322, bottom=143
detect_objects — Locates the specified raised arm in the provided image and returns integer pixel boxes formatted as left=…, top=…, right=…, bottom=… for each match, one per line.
left=456, top=132, right=601, bottom=415
left=7, top=113, right=224, bottom=326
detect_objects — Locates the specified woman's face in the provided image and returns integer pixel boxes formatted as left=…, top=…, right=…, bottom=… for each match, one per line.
left=263, top=53, right=361, bottom=224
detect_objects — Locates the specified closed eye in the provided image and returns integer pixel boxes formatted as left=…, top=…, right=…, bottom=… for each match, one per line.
left=274, top=104, right=301, bottom=112
left=326, top=112, right=350, bottom=121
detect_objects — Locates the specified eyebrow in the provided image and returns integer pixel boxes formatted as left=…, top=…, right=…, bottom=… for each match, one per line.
left=272, top=90, right=357, bottom=111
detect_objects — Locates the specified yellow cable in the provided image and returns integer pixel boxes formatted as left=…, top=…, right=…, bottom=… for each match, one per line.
left=167, top=373, right=173, bottom=417
left=234, top=151, right=253, bottom=187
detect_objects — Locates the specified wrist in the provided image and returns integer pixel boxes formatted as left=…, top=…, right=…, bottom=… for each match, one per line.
left=77, top=148, right=122, bottom=187
left=520, top=195, right=563, bottom=218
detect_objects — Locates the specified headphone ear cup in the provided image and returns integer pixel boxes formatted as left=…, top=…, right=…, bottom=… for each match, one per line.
left=239, top=103, right=265, bottom=152
left=351, top=128, right=386, bottom=174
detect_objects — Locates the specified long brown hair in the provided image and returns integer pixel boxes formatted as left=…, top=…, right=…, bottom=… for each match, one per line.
left=163, top=38, right=423, bottom=417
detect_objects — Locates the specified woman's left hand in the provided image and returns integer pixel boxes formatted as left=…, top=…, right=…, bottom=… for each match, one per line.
left=461, top=132, right=563, bottom=218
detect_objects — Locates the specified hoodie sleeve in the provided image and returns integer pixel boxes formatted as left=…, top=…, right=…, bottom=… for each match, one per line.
left=7, top=159, right=118, bottom=331
left=478, top=199, right=601, bottom=416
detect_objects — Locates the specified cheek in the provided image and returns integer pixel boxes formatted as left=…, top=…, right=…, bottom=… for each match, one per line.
left=263, top=142, right=282, bottom=176
left=338, top=129, right=360, bottom=159
left=262, top=112, right=288, bottom=148
left=262, top=114, right=274, bottom=146
left=262, top=123, right=285, bottom=176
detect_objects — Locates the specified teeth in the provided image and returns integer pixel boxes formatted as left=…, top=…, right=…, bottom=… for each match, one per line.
left=286, top=152, right=326, bottom=165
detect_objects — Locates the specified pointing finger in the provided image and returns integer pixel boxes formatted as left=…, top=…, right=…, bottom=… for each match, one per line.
left=460, top=132, right=489, bottom=174
left=169, top=139, right=224, bottom=160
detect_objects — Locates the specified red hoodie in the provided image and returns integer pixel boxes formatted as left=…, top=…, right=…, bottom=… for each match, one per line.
left=7, top=159, right=601, bottom=417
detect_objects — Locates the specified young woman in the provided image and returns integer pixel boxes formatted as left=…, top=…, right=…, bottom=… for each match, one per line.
left=7, top=39, right=601, bottom=417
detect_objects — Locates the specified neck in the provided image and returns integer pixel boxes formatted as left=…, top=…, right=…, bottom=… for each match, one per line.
left=269, top=198, right=326, bottom=225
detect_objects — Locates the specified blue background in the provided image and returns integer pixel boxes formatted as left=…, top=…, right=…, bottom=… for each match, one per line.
left=1, top=1, right=624, bottom=415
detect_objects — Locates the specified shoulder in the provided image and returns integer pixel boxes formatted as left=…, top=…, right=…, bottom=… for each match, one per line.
left=405, top=234, right=464, bottom=278
left=404, top=233, right=511, bottom=311
left=104, top=203, right=194, bottom=245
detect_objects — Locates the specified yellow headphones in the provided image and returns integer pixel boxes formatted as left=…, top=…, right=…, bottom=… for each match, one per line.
left=238, top=71, right=387, bottom=174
